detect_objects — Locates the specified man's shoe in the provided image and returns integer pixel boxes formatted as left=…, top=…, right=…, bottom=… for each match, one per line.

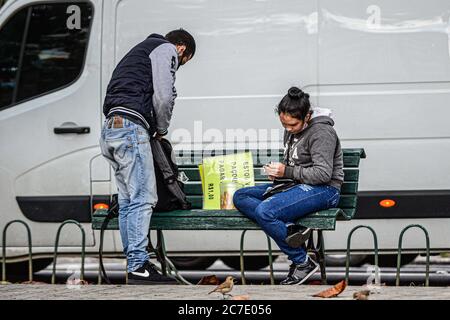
left=285, top=225, right=312, bottom=248
left=280, top=258, right=319, bottom=285
left=128, top=261, right=178, bottom=285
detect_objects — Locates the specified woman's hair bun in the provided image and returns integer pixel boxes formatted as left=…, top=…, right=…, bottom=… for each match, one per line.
left=288, top=86, right=308, bottom=100
left=277, top=86, right=311, bottom=119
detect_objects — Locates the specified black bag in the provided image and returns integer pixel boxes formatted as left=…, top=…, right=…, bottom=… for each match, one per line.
left=106, top=138, right=191, bottom=215
left=151, top=138, right=191, bottom=211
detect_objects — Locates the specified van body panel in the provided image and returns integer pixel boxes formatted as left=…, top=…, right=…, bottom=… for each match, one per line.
left=0, top=0, right=449, bottom=257
left=0, top=0, right=104, bottom=247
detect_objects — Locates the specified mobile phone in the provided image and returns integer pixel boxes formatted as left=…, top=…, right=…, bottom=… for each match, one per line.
left=260, top=165, right=269, bottom=175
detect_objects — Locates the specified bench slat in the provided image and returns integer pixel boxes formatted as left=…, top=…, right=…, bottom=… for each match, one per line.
left=183, top=181, right=358, bottom=195
left=176, top=148, right=366, bottom=164
left=341, top=182, right=358, bottom=194
left=337, top=195, right=357, bottom=208
left=340, top=208, right=356, bottom=220
left=184, top=194, right=357, bottom=210
left=178, top=149, right=365, bottom=156
left=343, top=155, right=360, bottom=167
left=182, top=168, right=360, bottom=182
left=179, top=156, right=360, bottom=168
left=92, top=208, right=343, bottom=231
left=343, top=169, right=359, bottom=182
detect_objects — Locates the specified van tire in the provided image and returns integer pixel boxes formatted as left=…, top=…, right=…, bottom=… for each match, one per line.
left=325, top=254, right=367, bottom=267
left=0, top=258, right=53, bottom=282
left=170, top=256, right=217, bottom=270
left=221, top=256, right=278, bottom=270
left=364, top=254, right=418, bottom=267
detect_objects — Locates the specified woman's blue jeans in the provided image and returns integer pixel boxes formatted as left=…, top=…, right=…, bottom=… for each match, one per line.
left=233, top=183, right=340, bottom=264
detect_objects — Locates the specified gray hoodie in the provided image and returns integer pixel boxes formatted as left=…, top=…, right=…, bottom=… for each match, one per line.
left=282, top=107, right=344, bottom=190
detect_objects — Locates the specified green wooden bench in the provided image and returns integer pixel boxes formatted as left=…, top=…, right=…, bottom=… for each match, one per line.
left=92, top=148, right=366, bottom=285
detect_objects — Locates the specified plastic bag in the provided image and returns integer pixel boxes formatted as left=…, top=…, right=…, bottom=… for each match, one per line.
left=200, top=152, right=255, bottom=210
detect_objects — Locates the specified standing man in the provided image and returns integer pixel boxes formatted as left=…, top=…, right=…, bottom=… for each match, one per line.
left=100, top=29, right=196, bottom=285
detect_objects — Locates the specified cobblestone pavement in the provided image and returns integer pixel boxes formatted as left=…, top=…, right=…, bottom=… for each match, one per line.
left=1, top=284, right=449, bottom=300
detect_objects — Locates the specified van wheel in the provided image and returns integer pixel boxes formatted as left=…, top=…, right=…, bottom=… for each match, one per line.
left=0, top=258, right=53, bottom=282
left=221, top=256, right=278, bottom=270
left=325, top=254, right=367, bottom=267
left=364, top=254, right=418, bottom=267
left=170, top=256, right=217, bottom=270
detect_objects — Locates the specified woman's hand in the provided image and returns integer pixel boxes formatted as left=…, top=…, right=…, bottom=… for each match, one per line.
left=264, top=162, right=286, bottom=178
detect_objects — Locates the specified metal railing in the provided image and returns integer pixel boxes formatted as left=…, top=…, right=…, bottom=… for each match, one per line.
left=1, top=218, right=435, bottom=286
left=345, top=225, right=379, bottom=285
left=396, top=224, right=430, bottom=287
left=2, top=220, right=33, bottom=284
left=52, top=220, right=86, bottom=284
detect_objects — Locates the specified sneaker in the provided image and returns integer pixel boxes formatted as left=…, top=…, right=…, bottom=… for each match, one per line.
left=128, top=261, right=178, bottom=285
left=285, top=225, right=311, bottom=248
left=280, top=258, right=319, bottom=285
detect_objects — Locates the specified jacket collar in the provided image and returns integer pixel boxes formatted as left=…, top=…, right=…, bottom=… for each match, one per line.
left=147, top=33, right=166, bottom=40
left=289, top=115, right=335, bottom=139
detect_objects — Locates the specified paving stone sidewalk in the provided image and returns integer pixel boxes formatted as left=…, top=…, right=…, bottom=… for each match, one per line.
left=0, top=284, right=449, bottom=300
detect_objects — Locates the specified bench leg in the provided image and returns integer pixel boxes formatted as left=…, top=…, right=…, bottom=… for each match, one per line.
left=239, top=230, right=247, bottom=285
left=317, top=230, right=327, bottom=285
left=97, top=228, right=111, bottom=285
left=240, top=231, right=275, bottom=285
left=266, top=236, right=275, bottom=285
left=306, top=230, right=327, bottom=285
left=97, top=229, right=103, bottom=284
left=156, top=230, right=168, bottom=276
left=153, top=230, right=193, bottom=285
left=147, top=230, right=167, bottom=275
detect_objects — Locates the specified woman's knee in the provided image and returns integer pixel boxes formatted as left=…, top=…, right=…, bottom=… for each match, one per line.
left=233, top=187, right=252, bottom=205
left=255, top=201, right=277, bottom=223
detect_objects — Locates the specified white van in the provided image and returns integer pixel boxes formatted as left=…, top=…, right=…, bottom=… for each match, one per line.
left=1, top=0, right=450, bottom=273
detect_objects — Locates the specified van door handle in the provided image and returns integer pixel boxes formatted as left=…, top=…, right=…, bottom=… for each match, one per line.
left=54, top=126, right=90, bottom=134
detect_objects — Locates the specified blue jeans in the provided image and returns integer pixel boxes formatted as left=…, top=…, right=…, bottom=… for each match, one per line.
left=233, top=183, right=340, bottom=264
left=99, top=117, right=157, bottom=272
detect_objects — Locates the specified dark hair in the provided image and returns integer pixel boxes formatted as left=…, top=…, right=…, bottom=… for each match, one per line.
left=276, top=86, right=311, bottom=120
left=165, top=28, right=196, bottom=59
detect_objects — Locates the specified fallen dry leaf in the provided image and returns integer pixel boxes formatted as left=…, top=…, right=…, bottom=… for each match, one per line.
left=231, top=295, right=250, bottom=300
left=312, top=280, right=347, bottom=298
left=353, top=290, right=371, bottom=300
left=21, top=281, right=47, bottom=285
left=197, top=275, right=220, bottom=285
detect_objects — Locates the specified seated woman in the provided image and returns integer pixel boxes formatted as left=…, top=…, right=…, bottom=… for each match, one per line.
left=233, top=86, right=344, bottom=285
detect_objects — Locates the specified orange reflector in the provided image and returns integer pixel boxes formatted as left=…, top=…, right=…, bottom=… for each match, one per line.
left=379, top=199, right=396, bottom=208
left=94, top=203, right=109, bottom=210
